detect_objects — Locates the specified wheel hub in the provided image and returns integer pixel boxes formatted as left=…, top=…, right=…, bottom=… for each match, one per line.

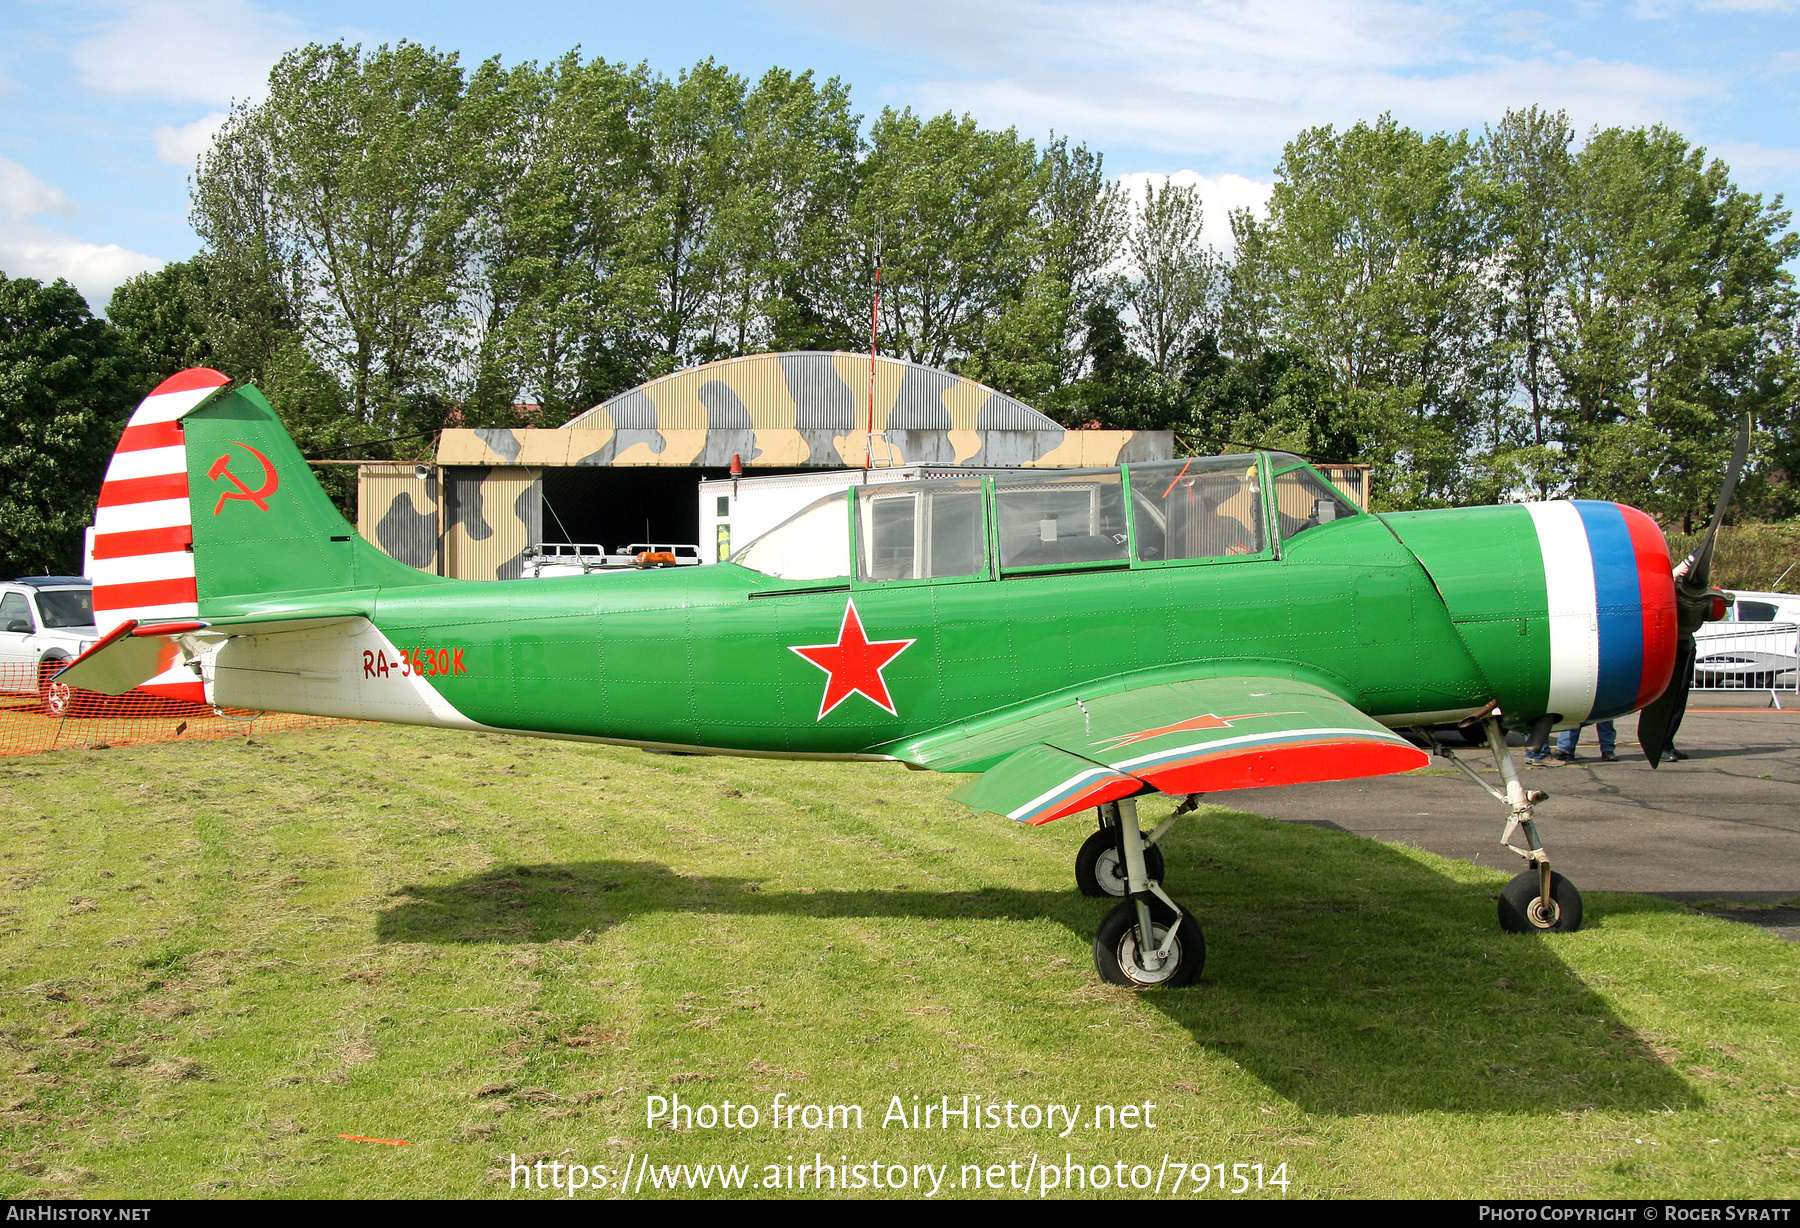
left=1117, top=925, right=1181, bottom=986
left=1526, top=896, right=1560, bottom=928
left=1094, top=847, right=1129, bottom=895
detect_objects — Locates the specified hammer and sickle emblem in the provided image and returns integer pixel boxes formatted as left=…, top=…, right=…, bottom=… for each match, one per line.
left=208, top=443, right=280, bottom=515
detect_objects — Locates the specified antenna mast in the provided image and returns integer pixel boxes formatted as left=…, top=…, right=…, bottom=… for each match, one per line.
left=866, top=267, right=881, bottom=470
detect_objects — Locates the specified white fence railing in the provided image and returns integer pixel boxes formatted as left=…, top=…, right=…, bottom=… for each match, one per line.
left=1692, top=621, right=1799, bottom=706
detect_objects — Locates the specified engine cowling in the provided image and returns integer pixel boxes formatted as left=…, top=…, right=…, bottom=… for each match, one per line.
left=1384, top=500, right=1678, bottom=730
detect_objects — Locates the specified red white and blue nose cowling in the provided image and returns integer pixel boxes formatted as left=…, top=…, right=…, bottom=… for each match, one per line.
left=1525, top=500, right=1678, bottom=728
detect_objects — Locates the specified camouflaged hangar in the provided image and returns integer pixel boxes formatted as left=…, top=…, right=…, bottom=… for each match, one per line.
left=358, top=352, right=1176, bottom=582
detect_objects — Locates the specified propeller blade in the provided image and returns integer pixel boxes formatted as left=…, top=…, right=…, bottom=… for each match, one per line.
left=1644, top=412, right=1750, bottom=767
left=1639, top=635, right=1697, bottom=767
left=1685, top=413, right=1751, bottom=593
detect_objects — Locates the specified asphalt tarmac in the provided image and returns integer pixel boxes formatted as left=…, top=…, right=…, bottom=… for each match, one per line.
left=1207, top=707, right=1800, bottom=941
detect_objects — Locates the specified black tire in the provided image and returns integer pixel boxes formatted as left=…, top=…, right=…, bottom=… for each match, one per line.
left=1093, top=898, right=1205, bottom=988
left=1075, top=826, right=1165, bottom=898
left=1497, top=869, right=1583, bottom=933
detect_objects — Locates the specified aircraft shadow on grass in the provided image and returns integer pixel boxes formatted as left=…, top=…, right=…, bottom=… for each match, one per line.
left=376, top=824, right=1700, bottom=1118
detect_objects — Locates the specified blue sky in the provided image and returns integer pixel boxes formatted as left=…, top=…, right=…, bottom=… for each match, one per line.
left=3, top=0, right=1798, bottom=311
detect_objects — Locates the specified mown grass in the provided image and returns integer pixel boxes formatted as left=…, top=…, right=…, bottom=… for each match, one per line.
left=0, top=723, right=1794, bottom=1199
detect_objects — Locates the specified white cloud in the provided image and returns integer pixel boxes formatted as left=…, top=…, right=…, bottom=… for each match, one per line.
left=152, top=112, right=229, bottom=168
left=71, top=0, right=298, bottom=106
left=1115, top=170, right=1274, bottom=251
left=0, top=158, right=162, bottom=311
left=771, top=0, right=1721, bottom=160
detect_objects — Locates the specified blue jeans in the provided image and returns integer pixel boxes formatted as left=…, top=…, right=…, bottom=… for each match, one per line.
left=1526, top=721, right=1616, bottom=761
left=1556, top=721, right=1616, bottom=757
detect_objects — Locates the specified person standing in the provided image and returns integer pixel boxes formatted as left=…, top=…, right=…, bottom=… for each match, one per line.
left=1526, top=721, right=1618, bottom=765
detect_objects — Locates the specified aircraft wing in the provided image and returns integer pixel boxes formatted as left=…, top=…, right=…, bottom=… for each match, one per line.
left=936, top=675, right=1431, bottom=825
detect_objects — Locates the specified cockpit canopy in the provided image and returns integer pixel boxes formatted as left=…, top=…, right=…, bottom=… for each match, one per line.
left=730, top=453, right=1360, bottom=583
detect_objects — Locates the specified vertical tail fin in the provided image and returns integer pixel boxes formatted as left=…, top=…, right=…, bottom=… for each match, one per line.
left=91, top=368, right=442, bottom=696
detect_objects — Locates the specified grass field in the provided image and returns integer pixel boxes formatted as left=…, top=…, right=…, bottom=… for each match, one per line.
left=0, top=723, right=1795, bottom=1200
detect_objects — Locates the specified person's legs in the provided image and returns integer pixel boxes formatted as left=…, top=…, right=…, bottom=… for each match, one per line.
left=1597, top=720, right=1617, bottom=759
left=1554, top=726, right=1580, bottom=759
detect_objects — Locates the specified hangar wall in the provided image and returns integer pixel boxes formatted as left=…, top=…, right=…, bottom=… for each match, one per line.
left=359, top=352, right=1181, bottom=581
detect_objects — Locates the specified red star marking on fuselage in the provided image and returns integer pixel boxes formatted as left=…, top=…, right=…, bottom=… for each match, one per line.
left=1093, top=711, right=1296, bottom=748
left=789, top=600, right=916, bottom=720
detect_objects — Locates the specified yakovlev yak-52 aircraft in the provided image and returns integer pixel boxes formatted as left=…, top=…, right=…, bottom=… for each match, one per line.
left=63, top=369, right=1740, bottom=987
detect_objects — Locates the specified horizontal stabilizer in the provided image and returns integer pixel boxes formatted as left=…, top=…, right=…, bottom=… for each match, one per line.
left=55, top=621, right=187, bottom=696
left=55, top=611, right=366, bottom=697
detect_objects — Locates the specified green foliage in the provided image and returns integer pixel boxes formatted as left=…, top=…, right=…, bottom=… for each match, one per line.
left=164, top=43, right=1797, bottom=522
left=852, top=109, right=1044, bottom=369
left=1666, top=522, right=1800, bottom=593
left=0, top=275, right=139, bottom=575
left=194, top=40, right=481, bottom=441
left=107, top=261, right=216, bottom=389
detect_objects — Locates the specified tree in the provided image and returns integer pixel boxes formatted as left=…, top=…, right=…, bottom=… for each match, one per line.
left=1036, top=136, right=1126, bottom=385
left=1553, top=126, right=1799, bottom=523
left=465, top=53, right=657, bottom=423
left=0, top=275, right=139, bottom=575
left=1479, top=107, right=1575, bottom=498
left=716, top=68, right=861, bottom=356
left=108, top=260, right=215, bottom=388
left=194, top=41, right=480, bottom=436
left=1253, top=116, right=1490, bottom=507
left=629, top=59, right=748, bottom=371
left=1125, top=180, right=1218, bottom=379
left=851, top=109, right=1043, bottom=369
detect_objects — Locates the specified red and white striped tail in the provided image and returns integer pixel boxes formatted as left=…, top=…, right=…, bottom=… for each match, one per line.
left=90, top=368, right=231, bottom=703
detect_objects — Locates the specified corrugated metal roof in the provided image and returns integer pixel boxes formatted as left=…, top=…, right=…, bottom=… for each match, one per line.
left=563, top=352, right=1062, bottom=433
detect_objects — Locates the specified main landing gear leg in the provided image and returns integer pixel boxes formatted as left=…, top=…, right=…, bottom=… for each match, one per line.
left=1439, top=717, right=1583, bottom=933
left=1091, top=797, right=1206, bottom=987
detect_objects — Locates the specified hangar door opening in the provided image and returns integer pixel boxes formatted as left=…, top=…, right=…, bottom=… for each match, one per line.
left=537, top=467, right=809, bottom=554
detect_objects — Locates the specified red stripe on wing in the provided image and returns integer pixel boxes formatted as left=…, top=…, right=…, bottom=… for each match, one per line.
left=1136, top=738, right=1429, bottom=795
left=1024, top=775, right=1144, bottom=827
left=92, top=577, right=198, bottom=611
left=92, top=525, right=192, bottom=559
left=97, top=473, right=188, bottom=507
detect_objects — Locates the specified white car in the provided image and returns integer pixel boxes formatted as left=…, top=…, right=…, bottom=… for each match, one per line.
left=0, top=578, right=100, bottom=714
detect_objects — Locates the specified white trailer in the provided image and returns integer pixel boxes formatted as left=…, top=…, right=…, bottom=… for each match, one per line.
left=699, top=466, right=1025, bottom=564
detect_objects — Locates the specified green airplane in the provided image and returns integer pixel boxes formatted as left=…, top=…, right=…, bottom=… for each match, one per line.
left=64, top=369, right=1737, bottom=988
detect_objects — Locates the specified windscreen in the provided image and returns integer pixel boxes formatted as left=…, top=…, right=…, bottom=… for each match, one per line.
left=731, top=492, right=851, bottom=581
left=1271, top=464, right=1360, bottom=541
left=1128, top=458, right=1264, bottom=561
left=36, top=588, right=93, bottom=629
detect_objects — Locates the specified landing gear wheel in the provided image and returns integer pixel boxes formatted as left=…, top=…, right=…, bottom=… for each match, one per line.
left=1075, top=828, right=1164, bottom=898
left=37, top=659, right=71, bottom=719
left=1497, top=869, right=1583, bottom=933
left=1093, top=898, right=1205, bottom=987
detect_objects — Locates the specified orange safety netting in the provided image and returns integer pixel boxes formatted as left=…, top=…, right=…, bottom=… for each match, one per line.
left=0, top=660, right=344, bottom=756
